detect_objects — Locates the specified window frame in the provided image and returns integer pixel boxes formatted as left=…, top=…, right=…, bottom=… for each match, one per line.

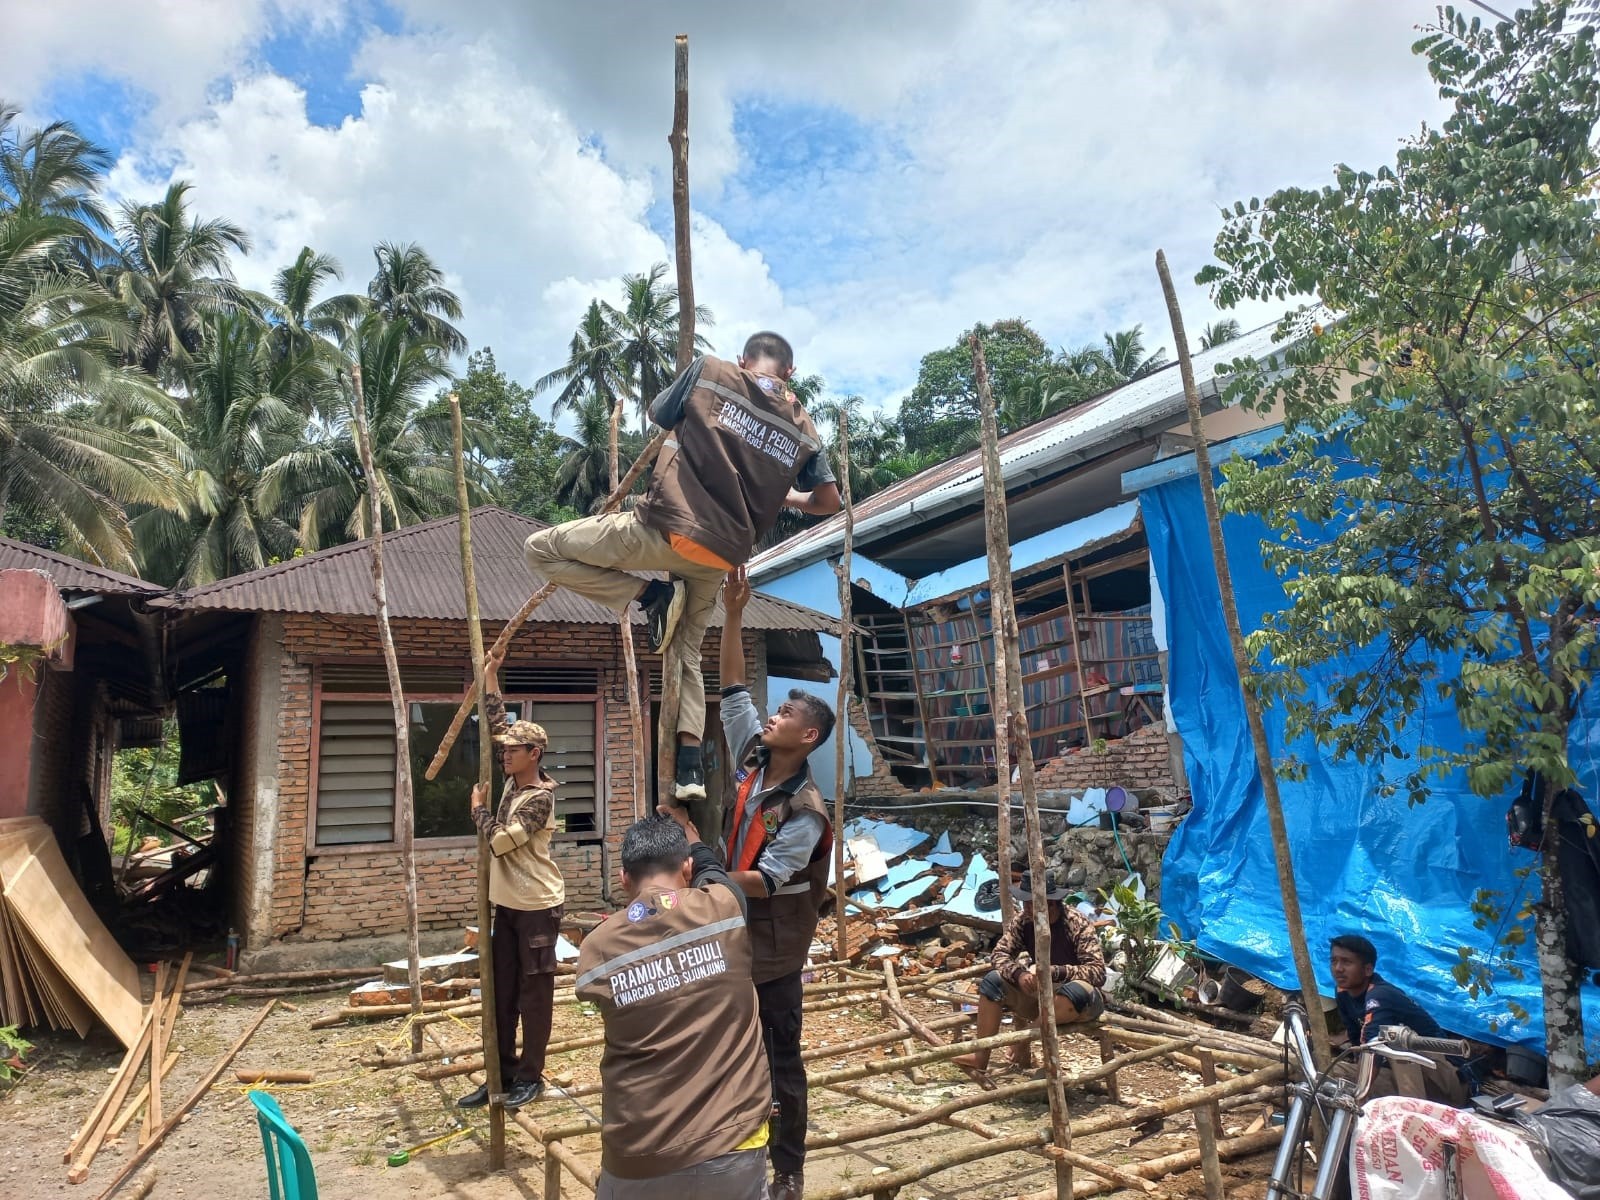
left=307, top=659, right=606, bottom=853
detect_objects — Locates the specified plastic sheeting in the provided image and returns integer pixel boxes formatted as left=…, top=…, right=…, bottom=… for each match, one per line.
left=1140, top=470, right=1600, bottom=1053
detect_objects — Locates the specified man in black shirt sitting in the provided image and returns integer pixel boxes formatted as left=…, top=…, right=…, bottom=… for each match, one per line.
left=1330, top=933, right=1468, bottom=1103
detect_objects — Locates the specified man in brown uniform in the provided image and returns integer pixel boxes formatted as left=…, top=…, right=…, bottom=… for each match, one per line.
left=953, top=869, right=1106, bottom=1077
left=522, top=332, right=840, bottom=805
left=717, top=567, right=833, bottom=1200
left=457, top=649, right=565, bottom=1111
left=577, top=814, right=772, bottom=1199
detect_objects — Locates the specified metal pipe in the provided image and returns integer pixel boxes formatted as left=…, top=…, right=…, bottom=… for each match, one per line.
left=1264, top=1084, right=1312, bottom=1200
left=1312, top=1106, right=1354, bottom=1199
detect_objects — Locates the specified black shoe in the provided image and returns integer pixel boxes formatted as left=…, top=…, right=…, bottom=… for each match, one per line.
left=674, top=757, right=707, bottom=802
left=504, top=1079, right=544, bottom=1109
left=456, top=1083, right=490, bottom=1109
left=644, top=579, right=686, bottom=654
left=771, top=1171, right=804, bottom=1200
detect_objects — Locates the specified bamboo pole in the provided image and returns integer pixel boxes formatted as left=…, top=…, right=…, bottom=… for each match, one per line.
left=1153, top=249, right=1330, bottom=1071
left=880, top=958, right=931, bottom=1085
left=450, top=395, right=506, bottom=1169
left=1193, top=1104, right=1225, bottom=1200
left=655, top=31, right=696, bottom=815
left=800, top=1012, right=969, bottom=1063
left=811, top=1035, right=1195, bottom=1150
left=93, top=1002, right=277, bottom=1200
left=350, top=363, right=424, bottom=1056
left=607, top=387, right=649, bottom=823
left=183, top=966, right=378, bottom=993
left=972, top=334, right=1072, bottom=1200
left=1025, top=1129, right=1285, bottom=1200
left=834, top=410, right=855, bottom=962
left=424, top=428, right=669, bottom=778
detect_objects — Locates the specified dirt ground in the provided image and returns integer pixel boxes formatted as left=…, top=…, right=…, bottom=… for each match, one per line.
left=2, top=972, right=1285, bottom=1199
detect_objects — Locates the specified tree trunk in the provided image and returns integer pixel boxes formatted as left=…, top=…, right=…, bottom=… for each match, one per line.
left=449, top=394, right=505, bottom=1168
left=834, top=411, right=855, bottom=963
left=1537, top=768, right=1586, bottom=1088
left=972, top=336, right=1072, bottom=1200
left=1155, top=250, right=1331, bottom=1071
left=351, top=365, right=425, bottom=1055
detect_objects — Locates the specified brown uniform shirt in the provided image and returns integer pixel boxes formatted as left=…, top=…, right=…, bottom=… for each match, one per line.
left=471, top=692, right=563, bottom=911
left=575, top=845, right=770, bottom=1179
left=634, top=355, right=827, bottom=567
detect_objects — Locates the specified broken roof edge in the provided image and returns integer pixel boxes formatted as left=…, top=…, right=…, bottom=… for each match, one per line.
left=748, top=320, right=1290, bottom=586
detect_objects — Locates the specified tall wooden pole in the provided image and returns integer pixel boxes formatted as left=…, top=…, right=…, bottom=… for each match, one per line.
left=832, top=412, right=855, bottom=964
left=612, top=398, right=648, bottom=819
left=1154, top=249, right=1331, bottom=1070
left=449, top=395, right=505, bottom=1168
left=350, top=364, right=424, bottom=1054
left=973, top=336, right=1072, bottom=1200
left=657, top=31, right=693, bottom=811
left=989, top=577, right=1014, bottom=919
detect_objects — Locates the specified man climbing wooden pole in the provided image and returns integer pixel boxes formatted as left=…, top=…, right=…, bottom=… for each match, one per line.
left=448, top=394, right=505, bottom=1169
left=973, top=336, right=1074, bottom=1200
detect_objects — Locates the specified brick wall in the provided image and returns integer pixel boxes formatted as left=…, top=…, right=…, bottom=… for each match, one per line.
left=255, top=613, right=746, bottom=946
left=1033, top=723, right=1180, bottom=798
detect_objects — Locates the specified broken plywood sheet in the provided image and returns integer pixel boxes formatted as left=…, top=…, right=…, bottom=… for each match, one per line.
left=0, top=820, right=142, bottom=1046
left=842, top=817, right=929, bottom=863
left=382, top=952, right=478, bottom=984
left=939, top=852, right=999, bottom=922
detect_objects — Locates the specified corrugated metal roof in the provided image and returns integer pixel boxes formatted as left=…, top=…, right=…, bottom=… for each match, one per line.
left=749, top=321, right=1286, bottom=581
left=158, top=507, right=835, bottom=632
left=0, top=537, right=160, bottom=595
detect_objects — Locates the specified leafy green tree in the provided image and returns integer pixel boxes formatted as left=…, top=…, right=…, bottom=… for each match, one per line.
left=109, top=181, right=252, bottom=378
left=261, top=247, right=365, bottom=407
left=1198, top=318, right=1242, bottom=351
left=446, top=347, right=571, bottom=521
left=367, top=241, right=465, bottom=357
left=0, top=105, right=114, bottom=270
left=553, top=390, right=641, bottom=515
left=900, top=319, right=1054, bottom=456
left=1199, top=2, right=1600, bottom=1084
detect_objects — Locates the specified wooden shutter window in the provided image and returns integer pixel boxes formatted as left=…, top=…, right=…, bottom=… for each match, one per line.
left=315, top=700, right=396, bottom=845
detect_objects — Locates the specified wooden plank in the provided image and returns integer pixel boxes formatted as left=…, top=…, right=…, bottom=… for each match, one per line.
left=0, top=823, right=142, bottom=1046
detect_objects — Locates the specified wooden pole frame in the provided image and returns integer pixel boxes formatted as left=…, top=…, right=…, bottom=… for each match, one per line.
left=833, top=410, right=854, bottom=963
left=972, top=334, right=1073, bottom=1199
left=449, top=394, right=506, bottom=1168
left=350, top=363, right=425, bottom=1054
left=1154, top=249, right=1331, bottom=1070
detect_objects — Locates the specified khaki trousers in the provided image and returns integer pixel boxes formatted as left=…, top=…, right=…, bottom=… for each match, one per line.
left=523, top=513, right=726, bottom=738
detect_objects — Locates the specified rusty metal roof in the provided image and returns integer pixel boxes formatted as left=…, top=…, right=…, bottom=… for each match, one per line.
left=0, top=536, right=160, bottom=595
left=157, top=507, right=835, bottom=632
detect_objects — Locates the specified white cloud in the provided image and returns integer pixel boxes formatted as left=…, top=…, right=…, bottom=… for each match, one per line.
left=45, top=0, right=1457, bottom=406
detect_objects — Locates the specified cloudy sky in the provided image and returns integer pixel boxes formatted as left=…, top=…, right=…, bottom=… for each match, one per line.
left=10, top=0, right=1452, bottom=410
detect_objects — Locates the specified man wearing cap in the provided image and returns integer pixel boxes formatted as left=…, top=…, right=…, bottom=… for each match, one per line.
left=457, top=647, right=564, bottom=1111
left=953, top=869, right=1107, bottom=1077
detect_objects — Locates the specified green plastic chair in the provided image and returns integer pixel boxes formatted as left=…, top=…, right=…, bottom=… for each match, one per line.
left=249, top=1091, right=318, bottom=1200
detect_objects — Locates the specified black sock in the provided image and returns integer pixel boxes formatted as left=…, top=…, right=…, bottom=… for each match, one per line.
left=677, top=744, right=702, bottom=767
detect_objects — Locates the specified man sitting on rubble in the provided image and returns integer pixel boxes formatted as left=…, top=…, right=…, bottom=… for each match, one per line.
left=953, top=868, right=1106, bottom=1077
left=1330, top=933, right=1469, bottom=1104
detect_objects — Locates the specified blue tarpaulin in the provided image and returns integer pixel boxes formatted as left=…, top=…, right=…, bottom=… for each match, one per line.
left=1140, top=468, right=1600, bottom=1055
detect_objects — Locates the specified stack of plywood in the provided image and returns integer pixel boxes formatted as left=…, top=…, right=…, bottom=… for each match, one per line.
left=0, top=816, right=142, bottom=1047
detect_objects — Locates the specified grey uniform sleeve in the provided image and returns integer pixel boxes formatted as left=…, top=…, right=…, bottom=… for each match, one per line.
left=795, top=445, right=836, bottom=489
left=648, top=357, right=705, bottom=430
left=719, top=684, right=764, bottom=760
left=755, top=810, right=825, bottom=893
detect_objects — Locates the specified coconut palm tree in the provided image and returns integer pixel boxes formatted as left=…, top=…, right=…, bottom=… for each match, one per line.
left=128, top=311, right=306, bottom=585
left=367, top=241, right=465, bottom=357
left=260, top=246, right=364, bottom=414
left=0, top=106, right=114, bottom=269
left=1198, top=318, right=1242, bottom=351
left=0, top=206, right=184, bottom=568
left=534, top=298, right=628, bottom=420
left=1102, top=326, right=1169, bottom=380
left=260, top=311, right=487, bottom=550
left=552, top=390, right=642, bottom=515
left=603, top=262, right=712, bottom=430
left=109, top=181, right=252, bottom=378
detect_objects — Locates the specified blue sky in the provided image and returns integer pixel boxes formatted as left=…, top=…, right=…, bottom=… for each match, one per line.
left=9, top=1, right=1450, bottom=409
